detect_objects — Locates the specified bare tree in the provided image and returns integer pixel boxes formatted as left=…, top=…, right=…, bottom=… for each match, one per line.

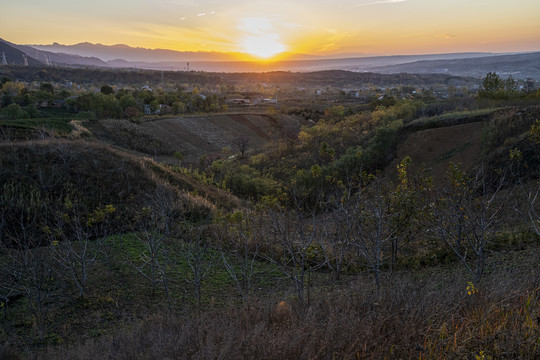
left=281, top=123, right=300, bottom=149
left=0, top=126, right=13, bottom=143
left=521, top=123, right=540, bottom=236
left=127, top=186, right=180, bottom=308
left=216, top=210, right=263, bottom=306
left=0, top=194, right=55, bottom=339
left=232, top=135, right=250, bottom=156
left=0, top=174, right=57, bottom=338
left=53, top=141, right=79, bottom=168
left=37, top=125, right=51, bottom=140
left=318, top=200, right=359, bottom=281
left=51, top=203, right=115, bottom=298
left=262, top=207, right=324, bottom=305
left=432, top=163, right=509, bottom=284
left=387, top=158, right=432, bottom=271
left=33, top=164, right=62, bottom=194
left=353, top=177, right=395, bottom=294
left=177, top=225, right=215, bottom=307
left=1, top=241, right=55, bottom=339
left=524, top=184, right=540, bottom=237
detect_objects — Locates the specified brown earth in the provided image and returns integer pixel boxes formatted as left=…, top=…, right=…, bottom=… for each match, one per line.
left=392, top=121, right=487, bottom=181
left=141, top=113, right=305, bottom=164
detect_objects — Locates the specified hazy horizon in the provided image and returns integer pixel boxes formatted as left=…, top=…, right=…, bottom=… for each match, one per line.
left=2, top=0, right=540, bottom=60
left=25, top=40, right=514, bottom=62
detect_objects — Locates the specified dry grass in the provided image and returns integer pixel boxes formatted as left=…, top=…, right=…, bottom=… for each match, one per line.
left=67, top=120, right=92, bottom=139
left=38, top=259, right=539, bottom=360
left=86, top=119, right=178, bottom=156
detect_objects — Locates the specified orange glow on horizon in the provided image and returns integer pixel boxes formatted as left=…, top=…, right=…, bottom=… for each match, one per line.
left=1, top=0, right=539, bottom=59
left=237, top=17, right=287, bottom=59
left=240, top=35, right=286, bottom=59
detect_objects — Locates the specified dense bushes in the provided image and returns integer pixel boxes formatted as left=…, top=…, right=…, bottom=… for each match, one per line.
left=209, top=161, right=283, bottom=200
left=215, top=101, right=417, bottom=206
left=481, top=106, right=540, bottom=153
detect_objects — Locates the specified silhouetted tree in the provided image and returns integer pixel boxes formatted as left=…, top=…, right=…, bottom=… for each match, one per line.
left=100, top=85, right=114, bottom=95
left=233, top=135, right=250, bottom=156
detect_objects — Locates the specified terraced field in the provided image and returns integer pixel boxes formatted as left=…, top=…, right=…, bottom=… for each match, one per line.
left=141, top=113, right=305, bottom=163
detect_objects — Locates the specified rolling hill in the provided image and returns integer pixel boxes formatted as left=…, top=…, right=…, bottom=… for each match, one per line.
left=0, top=39, right=42, bottom=66
left=85, top=113, right=307, bottom=165
left=368, top=52, right=540, bottom=80
left=1, top=38, right=107, bottom=67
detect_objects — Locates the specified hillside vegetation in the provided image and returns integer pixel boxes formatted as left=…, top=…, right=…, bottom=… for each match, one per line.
left=0, top=71, right=539, bottom=359
left=86, top=113, right=306, bottom=165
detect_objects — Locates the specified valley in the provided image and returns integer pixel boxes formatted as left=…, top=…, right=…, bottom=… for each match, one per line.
left=0, top=65, right=539, bottom=359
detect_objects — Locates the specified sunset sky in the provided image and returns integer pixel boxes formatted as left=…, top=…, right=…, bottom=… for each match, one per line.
left=2, top=0, right=540, bottom=59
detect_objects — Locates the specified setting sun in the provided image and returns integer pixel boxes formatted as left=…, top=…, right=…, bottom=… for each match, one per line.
left=240, top=34, right=286, bottom=59
left=238, top=17, right=286, bottom=59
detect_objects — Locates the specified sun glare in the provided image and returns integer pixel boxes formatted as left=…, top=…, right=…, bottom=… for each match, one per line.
left=238, top=17, right=286, bottom=59
left=241, top=34, right=286, bottom=59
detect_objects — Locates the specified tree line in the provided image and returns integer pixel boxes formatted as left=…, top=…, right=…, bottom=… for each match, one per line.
left=0, top=77, right=228, bottom=120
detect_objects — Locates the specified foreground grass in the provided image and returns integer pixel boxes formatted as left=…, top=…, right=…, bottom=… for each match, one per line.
left=0, top=243, right=535, bottom=360
left=0, top=232, right=285, bottom=355
left=37, top=259, right=539, bottom=360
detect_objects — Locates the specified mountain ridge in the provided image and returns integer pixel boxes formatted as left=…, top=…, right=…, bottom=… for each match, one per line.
left=28, top=41, right=496, bottom=63
left=0, top=39, right=42, bottom=66
left=3, top=38, right=539, bottom=79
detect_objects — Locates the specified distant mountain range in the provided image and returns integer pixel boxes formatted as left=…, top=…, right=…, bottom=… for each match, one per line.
left=28, top=41, right=243, bottom=62
left=368, top=52, right=540, bottom=80
left=1, top=38, right=539, bottom=79
left=0, top=40, right=42, bottom=66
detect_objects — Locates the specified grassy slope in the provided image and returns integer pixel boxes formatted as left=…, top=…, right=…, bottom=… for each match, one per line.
left=85, top=113, right=306, bottom=166
left=390, top=106, right=540, bottom=182
left=38, top=247, right=540, bottom=360
left=1, top=104, right=540, bottom=359
left=0, top=138, right=237, bottom=210
left=0, top=137, right=247, bottom=355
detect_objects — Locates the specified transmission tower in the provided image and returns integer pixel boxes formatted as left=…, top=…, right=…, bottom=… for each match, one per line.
left=22, top=54, right=28, bottom=66
left=1, top=52, right=7, bottom=65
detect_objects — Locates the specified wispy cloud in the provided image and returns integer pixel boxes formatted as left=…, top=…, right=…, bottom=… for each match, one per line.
left=354, top=0, right=407, bottom=7
left=179, top=10, right=216, bottom=22
left=437, top=33, right=457, bottom=40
